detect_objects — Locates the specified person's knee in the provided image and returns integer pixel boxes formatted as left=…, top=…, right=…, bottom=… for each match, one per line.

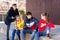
left=35, top=32, right=39, bottom=36
left=46, top=27, right=50, bottom=30
left=16, top=30, right=20, bottom=34
left=20, top=30, right=24, bottom=33
left=33, top=31, right=35, bottom=34
left=12, top=29, right=16, bottom=34
left=13, top=29, right=16, bottom=32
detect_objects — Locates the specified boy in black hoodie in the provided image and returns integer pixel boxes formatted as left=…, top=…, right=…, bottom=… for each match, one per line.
left=22, top=12, right=38, bottom=40
left=5, top=4, right=19, bottom=40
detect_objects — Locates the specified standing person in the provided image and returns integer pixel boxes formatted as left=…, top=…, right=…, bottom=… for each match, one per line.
left=22, top=12, right=38, bottom=40
left=5, top=4, right=19, bottom=40
left=12, top=12, right=24, bottom=40
left=35, top=13, right=55, bottom=40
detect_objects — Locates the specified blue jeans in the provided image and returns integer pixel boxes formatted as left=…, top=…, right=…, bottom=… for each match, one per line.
left=12, top=29, right=24, bottom=40
left=22, top=29, right=36, bottom=40
left=6, top=24, right=10, bottom=39
left=35, top=27, right=50, bottom=40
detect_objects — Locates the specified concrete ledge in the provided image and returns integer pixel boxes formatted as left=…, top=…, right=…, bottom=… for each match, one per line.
left=0, top=27, right=6, bottom=35
left=0, top=21, right=4, bottom=23
left=0, top=22, right=60, bottom=40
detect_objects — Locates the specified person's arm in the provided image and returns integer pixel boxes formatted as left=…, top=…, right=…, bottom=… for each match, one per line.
left=15, top=21, right=18, bottom=29
left=23, top=19, right=28, bottom=29
left=7, top=10, right=15, bottom=20
left=16, top=9, right=19, bottom=15
left=19, top=18, right=24, bottom=27
left=7, top=10, right=12, bottom=19
left=38, top=20, right=41, bottom=32
left=47, top=20, right=55, bottom=28
left=34, top=17, right=39, bottom=31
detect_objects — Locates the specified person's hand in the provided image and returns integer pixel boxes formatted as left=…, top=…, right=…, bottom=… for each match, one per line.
left=12, top=16, right=15, bottom=19
left=27, top=24, right=31, bottom=27
left=33, top=30, right=36, bottom=32
left=16, top=27, right=19, bottom=30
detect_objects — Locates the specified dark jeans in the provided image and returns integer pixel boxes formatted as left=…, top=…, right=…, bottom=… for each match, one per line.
left=22, top=29, right=36, bottom=40
left=12, top=29, right=20, bottom=40
left=12, top=29, right=24, bottom=40
left=35, top=27, right=50, bottom=40
left=6, top=24, right=10, bottom=39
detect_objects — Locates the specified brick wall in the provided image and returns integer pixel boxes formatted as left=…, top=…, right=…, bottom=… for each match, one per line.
left=26, top=0, right=60, bottom=25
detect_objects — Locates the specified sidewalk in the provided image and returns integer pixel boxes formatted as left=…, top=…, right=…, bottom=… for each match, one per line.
left=0, top=22, right=60, bottom=40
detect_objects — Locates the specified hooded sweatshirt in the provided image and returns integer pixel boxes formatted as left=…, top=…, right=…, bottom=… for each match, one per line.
left=24, top=17, right=38, bottom=31
left=38, top=19, right=55, bottom=32
left=15, top=17, right=24, bottom=30
left=5, top=7, right=19, bottom=25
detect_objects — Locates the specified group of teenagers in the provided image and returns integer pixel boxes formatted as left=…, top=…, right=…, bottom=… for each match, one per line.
left=5, top=4, right=55, bottom=40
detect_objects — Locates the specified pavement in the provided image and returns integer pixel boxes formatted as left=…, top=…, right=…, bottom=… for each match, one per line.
left=0, top=22, right=60, bottom=40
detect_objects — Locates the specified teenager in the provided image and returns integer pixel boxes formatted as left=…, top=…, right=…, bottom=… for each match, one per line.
left=22, top=12, right=38, bottom=40
left=5, top=4, right=19, bottom=40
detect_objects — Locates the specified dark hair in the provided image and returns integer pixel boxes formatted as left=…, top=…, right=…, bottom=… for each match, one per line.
left=26, top=12, right=32, bottom=15
left=41, top=12, right=49, bottom=19
left=41, top=12, right=49, bottom=17
left=12, top=4, right=16, bottom=6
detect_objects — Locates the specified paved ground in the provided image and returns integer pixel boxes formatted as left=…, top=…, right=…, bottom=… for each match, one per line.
left=0, top=22, right=60, bottom=40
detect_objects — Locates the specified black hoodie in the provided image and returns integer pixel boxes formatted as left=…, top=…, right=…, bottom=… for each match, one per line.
left=5, top=7, right=19, bottom=25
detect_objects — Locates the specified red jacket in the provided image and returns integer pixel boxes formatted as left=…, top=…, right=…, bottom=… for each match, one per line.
left=38, top=19, right=55, bottom=32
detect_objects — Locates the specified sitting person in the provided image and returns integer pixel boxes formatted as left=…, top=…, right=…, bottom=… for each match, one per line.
left=22, top=12, right=38, bottom=40
left=11, top=12, right=24, bottom=40
left=35, top=13, right=55, bottom=40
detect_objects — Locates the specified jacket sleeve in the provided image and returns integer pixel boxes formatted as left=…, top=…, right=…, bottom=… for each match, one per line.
left=47, top=20, right=55, bottom=28
left=19, top=18, right=24, bottom=27
left=23, top=19, right=28, bottom=29
left=7, top=10, right=12, bottom=20
left=16, top=9, right=19, bottom=15
left=38, top=20, right=41, bottom=31
left=34, top=17, right=39, bottom=30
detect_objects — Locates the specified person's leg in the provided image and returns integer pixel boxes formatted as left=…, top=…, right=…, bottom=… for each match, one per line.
left=46, top=27, right=51, bottom=37
left=21, top=29, right=32, bottom=40
left=35, top=30, right=47, bottom=40
left=6, top=24, right=10, bottom=40
left=29, top=31, right=36, bottom=40
left=20, top=30, right=25, bottom=40
left=21, top=29, right=34, bottom=40
left=35, top=32, right=39, bottom=40
left=46, top=27, right=50, bottom=33
left=16, top=30, right=20, bottom=40
left=35, top=27, right=50, bottom=40
left=11, top=29, right=16, bottom=40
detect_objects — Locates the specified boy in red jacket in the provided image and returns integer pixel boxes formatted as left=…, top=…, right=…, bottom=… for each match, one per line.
left=35, top=13, right=55, bottom=40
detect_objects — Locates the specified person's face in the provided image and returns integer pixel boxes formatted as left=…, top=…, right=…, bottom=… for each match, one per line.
left=16, top=16, right=20, bottom=20
left=41, top=15, right=47, bottom=21
left=26, top=15, right=32, bottom=19
left=13, top=6, right=17, bottom=10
